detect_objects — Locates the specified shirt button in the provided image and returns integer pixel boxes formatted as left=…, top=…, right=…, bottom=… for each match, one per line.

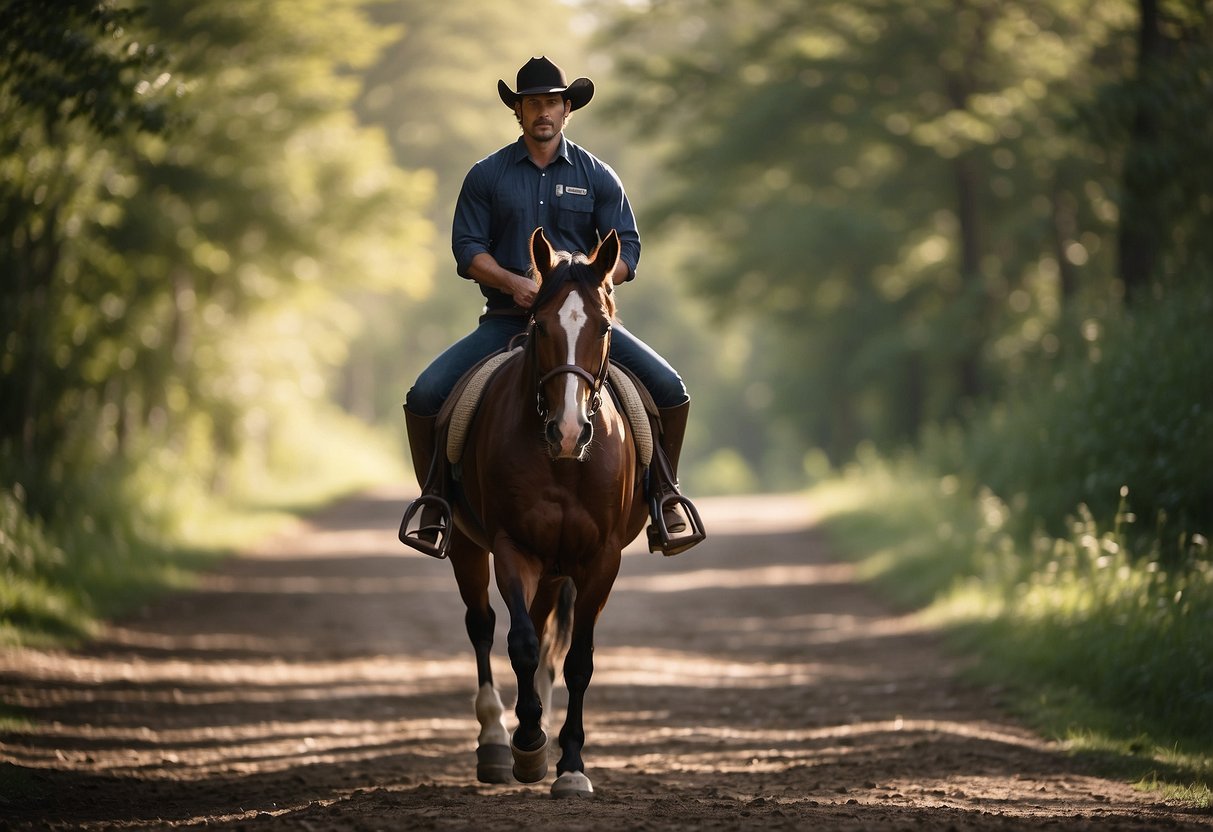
left=539, top=200, right=544, bottom=205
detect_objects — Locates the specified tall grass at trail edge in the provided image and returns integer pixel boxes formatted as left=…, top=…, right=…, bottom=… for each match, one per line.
left=962, top=283, right=1213, bottom=559
left=813, top=452, right=1212, bottom=808
left=810, top=280, right=1213, bottom=806
left=815, top=458, right=1213, bottom=810
left=1, top=406, right=406, bottom=649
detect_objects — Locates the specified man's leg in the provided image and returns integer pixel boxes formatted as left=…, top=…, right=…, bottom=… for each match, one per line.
left=609, top=324, right=705, bottom=555
left=656, top=400, right=691, bottom=533
left=401, top=314, right=525, bottom=557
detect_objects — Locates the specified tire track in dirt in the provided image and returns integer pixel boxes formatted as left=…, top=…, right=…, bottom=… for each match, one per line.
left=1, top=486, right=1209, bottom=830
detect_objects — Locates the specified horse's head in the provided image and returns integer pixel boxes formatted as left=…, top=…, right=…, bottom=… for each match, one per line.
left=527, top=226, right=619, bottom=461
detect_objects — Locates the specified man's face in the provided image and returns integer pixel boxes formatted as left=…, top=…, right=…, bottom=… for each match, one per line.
left=517, top=94, right=571, bottom=143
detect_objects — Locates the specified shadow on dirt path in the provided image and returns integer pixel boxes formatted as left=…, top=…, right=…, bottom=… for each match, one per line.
left=2, top=486, right=1210, bottom=830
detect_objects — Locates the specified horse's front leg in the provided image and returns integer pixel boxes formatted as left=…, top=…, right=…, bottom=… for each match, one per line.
left=447, top=533, right=511, bottom=783
left=552, top=564, right=618, bottom=799
left=494, top=537, right=549, bottom=783
left=550, top=624, right=596, bottom=797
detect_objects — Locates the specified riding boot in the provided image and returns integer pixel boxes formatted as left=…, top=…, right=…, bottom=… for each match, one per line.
left=646, top=401, right=706, bottom=556
left=399, top=407, right=453, bottom=559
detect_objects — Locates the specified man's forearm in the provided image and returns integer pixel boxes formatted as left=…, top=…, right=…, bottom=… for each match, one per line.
left=467, top=252, right=536, bottom=308
left=466, top=253, right=514, bottom=289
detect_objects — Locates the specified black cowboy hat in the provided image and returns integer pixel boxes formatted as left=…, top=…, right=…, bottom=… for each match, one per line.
left=498, top=56, right=594, bottom=111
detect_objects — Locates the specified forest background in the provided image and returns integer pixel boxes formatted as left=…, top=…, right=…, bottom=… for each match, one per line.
left=2, top=0, right=1211, bottom=801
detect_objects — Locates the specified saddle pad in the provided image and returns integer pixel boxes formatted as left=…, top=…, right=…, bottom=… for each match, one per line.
left=445, top=352, right=653, bottom=467
left=446, top=348, right=521, bottom=464
left=608, top=364, right=653, bottom=466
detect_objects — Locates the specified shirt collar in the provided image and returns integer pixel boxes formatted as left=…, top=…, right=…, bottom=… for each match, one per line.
left=512, top=135, right=571, bottom=166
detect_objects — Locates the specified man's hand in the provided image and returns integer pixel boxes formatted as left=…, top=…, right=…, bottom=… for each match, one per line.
left=509, top=273, right=538, bottom=309
left=467, top=253, right=536, bottom=309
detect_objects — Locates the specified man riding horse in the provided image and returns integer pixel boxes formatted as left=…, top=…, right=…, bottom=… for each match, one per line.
left=400, top=57, right=703, bottom=558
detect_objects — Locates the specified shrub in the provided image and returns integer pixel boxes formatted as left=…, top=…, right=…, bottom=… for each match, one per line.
left=966, top=281, right=1213, bottom=559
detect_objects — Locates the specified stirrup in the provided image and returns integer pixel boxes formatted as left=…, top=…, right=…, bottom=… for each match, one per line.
left=647, top=491, right=706, bottom=556
left=398, top=495, right=452, bottom=559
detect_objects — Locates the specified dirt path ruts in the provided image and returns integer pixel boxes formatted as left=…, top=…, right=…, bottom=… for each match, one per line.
left=1, top=486, right=1209, bottom=830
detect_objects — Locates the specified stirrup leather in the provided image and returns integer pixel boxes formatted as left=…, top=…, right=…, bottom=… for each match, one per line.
left=398, top=494, right=453, bottom=559
left=647, top=490, right=706, bottom=557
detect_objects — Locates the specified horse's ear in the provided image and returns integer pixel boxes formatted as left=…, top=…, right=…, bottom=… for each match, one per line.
left=590, top=229, right=620, bottom=285
left=530, top=227, right=557, bottom=280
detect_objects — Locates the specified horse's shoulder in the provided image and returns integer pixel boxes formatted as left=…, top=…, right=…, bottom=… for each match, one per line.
left=443, top=347, right=524, bottom=464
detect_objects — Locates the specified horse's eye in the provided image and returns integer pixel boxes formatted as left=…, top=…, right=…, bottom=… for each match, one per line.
left=600, top=322, right=612, bottom=339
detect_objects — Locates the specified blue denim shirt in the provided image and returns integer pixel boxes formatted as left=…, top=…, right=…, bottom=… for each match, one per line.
left=452, top=135, right=641, bottom=311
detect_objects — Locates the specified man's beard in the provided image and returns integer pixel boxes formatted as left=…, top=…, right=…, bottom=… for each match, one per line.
left=528, top=120, right=559, bottom=141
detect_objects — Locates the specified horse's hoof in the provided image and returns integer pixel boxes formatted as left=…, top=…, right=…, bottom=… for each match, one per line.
left=551, top=770, right=594, bottom=799
left=511, top=736, right=549, bottom=783
left=476, top=743, right=513, bottom=784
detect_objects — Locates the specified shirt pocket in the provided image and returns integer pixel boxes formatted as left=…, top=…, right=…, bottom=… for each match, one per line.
left=556, top=192, right=595, bottom=242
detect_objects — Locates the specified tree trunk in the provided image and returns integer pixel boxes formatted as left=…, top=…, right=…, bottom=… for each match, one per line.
left=1117, top=0, right=1167, bottom=298
left=952, top=149, right=984, bottom=405
left=1051, top=180, right=1079, bottom=306
left=944, top=0, right=992, bottom=410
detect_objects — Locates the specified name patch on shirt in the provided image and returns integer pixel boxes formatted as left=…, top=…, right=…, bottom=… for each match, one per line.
left=559, top=185, right=588, bottom=196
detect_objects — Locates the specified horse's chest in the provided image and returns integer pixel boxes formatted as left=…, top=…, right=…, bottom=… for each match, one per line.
left=511, top=492, right=607, bottom=556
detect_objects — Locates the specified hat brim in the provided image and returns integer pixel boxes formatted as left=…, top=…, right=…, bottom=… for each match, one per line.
left=498, top=77, right=594, bottom=111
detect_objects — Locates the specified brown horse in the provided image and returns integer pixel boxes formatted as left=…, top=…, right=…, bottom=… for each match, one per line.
left=444, top=227, right=647, bottom=798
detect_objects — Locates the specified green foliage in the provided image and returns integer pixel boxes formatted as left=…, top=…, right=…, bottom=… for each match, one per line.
left=815, top=278, right=1213, bottom=795
left=815, top=445, right=1023, bottom=609
left=0, top=1, right=430, bottom=643
left=0, top=472, right=197, bottom=646
left=0, top=484, right=88, bottom=642
left=0, top=402, right=404, bottom=648
left=2, top=0, right=433, bottom=513
left=0, top=0, right=172, bottom=135
left=343, top=0, right=584, bottom=422
left=1, top=2, right=177, bottom=498
left=962, top=279, right=1213, bottom=553
left=1081, top=0, right=1213, bottom=288
left=600, top=0, right=1138, bottom=460
left=974, top=502, right=1213, bottom=741
left=815, top=454, right=1213, bottom=796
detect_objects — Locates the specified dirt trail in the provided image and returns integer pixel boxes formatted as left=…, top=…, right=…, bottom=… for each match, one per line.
left=1, top=486, right=1209, bottom=831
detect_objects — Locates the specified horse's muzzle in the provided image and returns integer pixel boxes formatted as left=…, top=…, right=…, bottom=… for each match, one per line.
left=546, top=419, right=593, bottom=460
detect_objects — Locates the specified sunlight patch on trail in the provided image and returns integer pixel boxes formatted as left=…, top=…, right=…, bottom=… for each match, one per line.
left=591, top=648, right=869, bottom=687
left=614, top=563, right=856, bottom=593
left=2, top=716, right=476, bottom=778
left=1, top=650, right=472, bottom=687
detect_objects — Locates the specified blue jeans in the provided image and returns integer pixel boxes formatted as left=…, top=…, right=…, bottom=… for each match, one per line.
left=405, top=312, right=688, bottom=416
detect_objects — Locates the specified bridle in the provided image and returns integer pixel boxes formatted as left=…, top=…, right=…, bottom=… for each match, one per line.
left=536, top=359, right=609, bottom=419
left=528, top=303, right=612, bottom=422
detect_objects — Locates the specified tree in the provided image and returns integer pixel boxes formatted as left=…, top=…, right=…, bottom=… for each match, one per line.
left=2, top=0, right=434, bottom=516
left=599, top=0, right=1135, bottom=460
left=1111, top=0, right=1213, bottom=295
left=1, top=0, right=173, bottom=488
left=344, top=0, right=585, bottom=422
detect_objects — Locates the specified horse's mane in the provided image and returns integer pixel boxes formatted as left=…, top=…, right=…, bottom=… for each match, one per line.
left=529, top=252, right=617, bottom=319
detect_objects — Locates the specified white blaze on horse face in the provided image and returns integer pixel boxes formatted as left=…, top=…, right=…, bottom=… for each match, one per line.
left=554, top=291, right=589, bottom=457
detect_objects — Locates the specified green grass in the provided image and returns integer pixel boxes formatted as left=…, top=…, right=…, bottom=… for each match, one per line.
left=812, top=453, right=1213, bottom=809
left=1, top=406, right=406, bottom=649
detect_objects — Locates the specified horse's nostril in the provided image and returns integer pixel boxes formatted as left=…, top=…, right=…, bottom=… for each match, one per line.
left=545, top=420, right=561, bottom=445
left=579, top=422, right=593, bottom=447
